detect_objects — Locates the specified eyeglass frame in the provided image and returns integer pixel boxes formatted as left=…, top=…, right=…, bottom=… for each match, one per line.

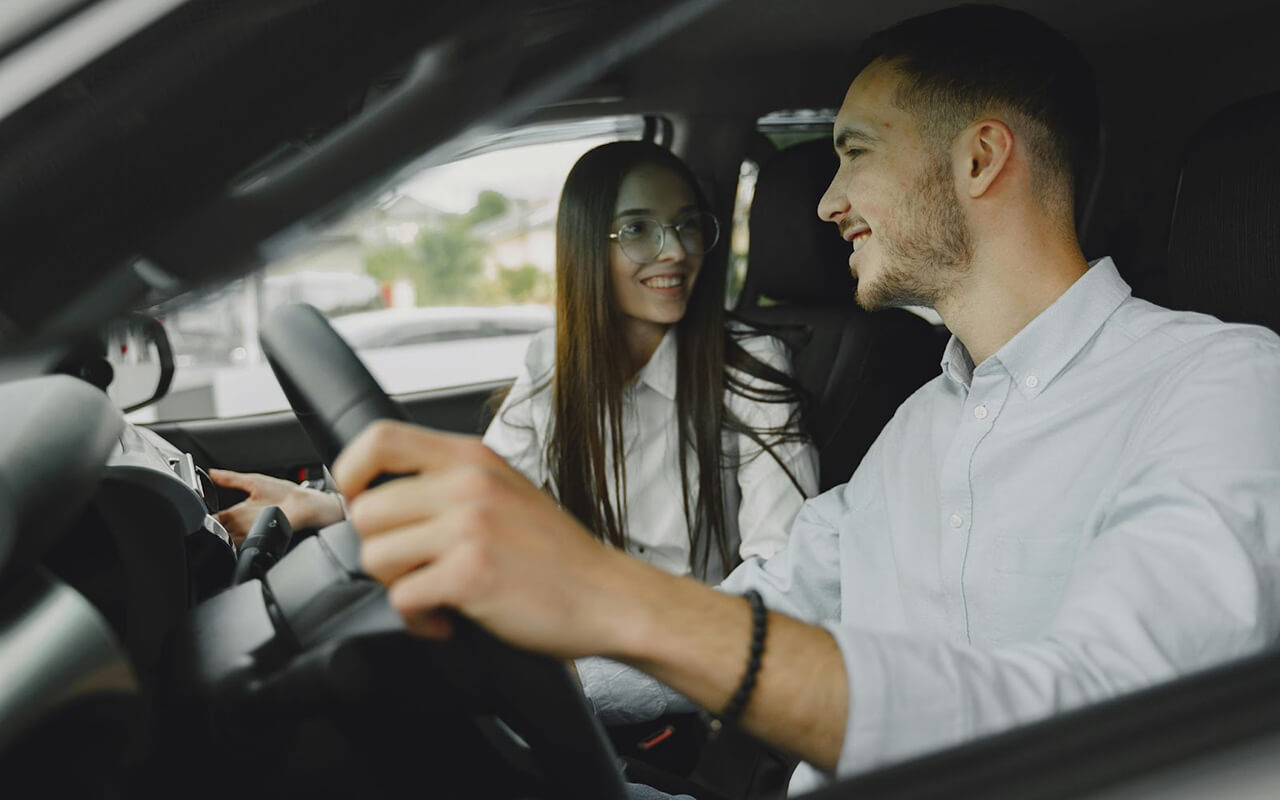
left=606, top=211, right=721, bottom=264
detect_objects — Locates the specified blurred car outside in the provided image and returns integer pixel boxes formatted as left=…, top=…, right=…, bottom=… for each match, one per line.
left=330, top=303, right=554, bottom=397
left=141, top=298, right=553, bottom=422
left=330, top=304, right=553, bottom=349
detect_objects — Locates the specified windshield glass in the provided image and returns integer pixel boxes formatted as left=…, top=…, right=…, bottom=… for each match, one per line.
left=136, top=115, right=645, bottom=423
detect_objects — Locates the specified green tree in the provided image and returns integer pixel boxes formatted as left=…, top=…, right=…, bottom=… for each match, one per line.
left=414, top=216, right=486, bottom=303
left=364, top=190, right=556, bottom=306
left=494, top=264, right=554, bottom=303
left=364, top=244, right=419, bottom=287
left=465, top=189, right=510, bottom=227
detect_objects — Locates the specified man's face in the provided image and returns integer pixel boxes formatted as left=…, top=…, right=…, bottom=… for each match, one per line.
left=817, top=59, right=973, bottom=311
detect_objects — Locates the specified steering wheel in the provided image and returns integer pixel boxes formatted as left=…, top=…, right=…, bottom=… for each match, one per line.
left=248, top=302, right=628, bottom=799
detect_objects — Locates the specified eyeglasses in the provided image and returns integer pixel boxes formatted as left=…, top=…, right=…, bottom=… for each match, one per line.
left=607, top=211, right=720, bottom=264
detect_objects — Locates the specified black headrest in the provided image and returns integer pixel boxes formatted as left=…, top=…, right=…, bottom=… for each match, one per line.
left=1168, top=92, right=1280, bottom=333
left=742, top=138, right=857, bottom=306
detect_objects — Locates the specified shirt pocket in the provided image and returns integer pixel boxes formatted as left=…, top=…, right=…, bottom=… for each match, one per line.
left=989, top=536, right=1079, bottom=643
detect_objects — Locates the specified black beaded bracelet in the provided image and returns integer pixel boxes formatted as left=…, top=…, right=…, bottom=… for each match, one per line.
left=709, top=589, right=768, bottom=734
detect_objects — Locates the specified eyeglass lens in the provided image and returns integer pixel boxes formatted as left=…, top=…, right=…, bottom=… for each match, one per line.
left=616, top=212, right=719, bottom=263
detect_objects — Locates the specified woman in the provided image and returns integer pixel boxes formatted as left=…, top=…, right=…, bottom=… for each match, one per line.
left=482, top=141, right=817, bottom=582
left=212, top=141, right=817, bottom=583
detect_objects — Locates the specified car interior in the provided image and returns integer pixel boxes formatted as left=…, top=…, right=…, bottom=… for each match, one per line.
left=3, top=0, right=1280, bottom=798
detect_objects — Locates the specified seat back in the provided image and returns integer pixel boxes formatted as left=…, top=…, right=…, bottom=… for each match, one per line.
left=736, top=138, right=943, bottom=491
left=1167, top=91, right=1280, bottom=333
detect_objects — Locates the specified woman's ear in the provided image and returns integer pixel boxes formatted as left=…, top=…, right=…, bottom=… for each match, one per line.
left=961, top=119, right=1014, bottom=199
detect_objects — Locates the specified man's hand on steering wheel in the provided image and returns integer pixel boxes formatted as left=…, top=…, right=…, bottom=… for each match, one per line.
left=332, top=420, right=659, bottom=660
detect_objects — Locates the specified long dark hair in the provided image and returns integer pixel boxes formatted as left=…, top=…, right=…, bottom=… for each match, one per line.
left=509, top=140, right=809, bottom=577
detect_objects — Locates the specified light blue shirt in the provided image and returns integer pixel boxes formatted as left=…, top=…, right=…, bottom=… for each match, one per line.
left=580, top=258, right=1280, bottom=794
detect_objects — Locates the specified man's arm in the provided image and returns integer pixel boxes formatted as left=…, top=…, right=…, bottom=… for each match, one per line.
left=620, top=570, right=849, bottom=770
left=333, top=421, right=850, bottom=770
left=578, top=486, right=851, bottom=724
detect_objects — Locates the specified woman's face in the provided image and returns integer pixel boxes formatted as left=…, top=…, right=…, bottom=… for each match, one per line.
left=608, top=164, right=703, bottom=340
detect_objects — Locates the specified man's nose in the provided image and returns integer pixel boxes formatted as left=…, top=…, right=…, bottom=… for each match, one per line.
left=817, top=174, right=850, bottom=223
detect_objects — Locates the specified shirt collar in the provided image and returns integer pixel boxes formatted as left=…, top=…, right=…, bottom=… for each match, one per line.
left=633, top=326, right=678, bottom=400
left=940, top=257, right=1131, bottom=397
left=940, top=335, right=976, bottom=387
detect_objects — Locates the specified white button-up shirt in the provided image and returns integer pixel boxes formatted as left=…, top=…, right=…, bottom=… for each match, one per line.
left=580, top=258, right=1280, bottom=794
left=483, top=324, right=818, bottom=582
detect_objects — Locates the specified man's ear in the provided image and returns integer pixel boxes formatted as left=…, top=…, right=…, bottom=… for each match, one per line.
left=960, top=119, right=1014, bottom=199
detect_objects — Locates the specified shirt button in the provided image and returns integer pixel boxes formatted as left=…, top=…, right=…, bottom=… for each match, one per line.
left=973, top=404, right=988, bottom=420
left=1025, top=375, right=1039, bottom=389
left=949, top=513, right=963, bottom=528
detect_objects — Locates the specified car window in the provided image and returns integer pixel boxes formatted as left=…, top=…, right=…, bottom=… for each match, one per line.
left=725, top=157, right=758, bottom=306
left=134, top=116, right=646, bottom=423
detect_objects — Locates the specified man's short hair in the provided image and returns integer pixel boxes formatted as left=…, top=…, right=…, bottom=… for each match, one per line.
left=852, top=4, right=1099, bottom=215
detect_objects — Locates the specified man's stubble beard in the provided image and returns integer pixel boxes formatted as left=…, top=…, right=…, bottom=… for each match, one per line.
left=856, top=155, right=974, bottom=312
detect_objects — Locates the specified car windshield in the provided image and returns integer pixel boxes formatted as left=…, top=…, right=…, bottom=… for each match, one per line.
left=133, top=116, right=641, bottom=422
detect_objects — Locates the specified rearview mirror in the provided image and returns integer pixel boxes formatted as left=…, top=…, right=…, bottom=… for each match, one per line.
left=103, top=313, right=175, bottom=413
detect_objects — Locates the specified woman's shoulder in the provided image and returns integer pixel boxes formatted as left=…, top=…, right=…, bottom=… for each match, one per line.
left=523, top=326, right=557, bottom=381
left=724, top=319, right=793, bottom=369
left=492, top=327, right=555, bottom=422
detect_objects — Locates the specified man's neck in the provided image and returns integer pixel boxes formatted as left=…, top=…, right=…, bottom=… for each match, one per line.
left=936, top=232, right=1089, bottom=365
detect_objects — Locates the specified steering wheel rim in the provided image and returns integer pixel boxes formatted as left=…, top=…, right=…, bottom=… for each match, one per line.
left=258, top=302, right=628, bottom=799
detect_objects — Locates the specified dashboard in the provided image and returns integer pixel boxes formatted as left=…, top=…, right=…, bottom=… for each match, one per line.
left=99, top=421, right=238, bottom=605
left=115, top=421, right=227, bottom=535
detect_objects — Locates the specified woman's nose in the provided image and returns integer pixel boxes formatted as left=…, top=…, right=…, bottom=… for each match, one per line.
left=656, top=226, right=687, bottom=261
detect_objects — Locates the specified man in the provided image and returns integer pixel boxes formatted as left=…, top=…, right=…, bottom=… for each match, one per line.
left=332, top=4, right=1280, bottom=794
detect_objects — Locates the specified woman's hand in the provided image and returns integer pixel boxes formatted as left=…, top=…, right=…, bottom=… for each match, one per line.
left=208, top=469, right=345, bottom=546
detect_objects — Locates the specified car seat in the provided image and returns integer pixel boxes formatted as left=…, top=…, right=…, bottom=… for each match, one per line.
left=1166, top=91, right=1280, bottom=333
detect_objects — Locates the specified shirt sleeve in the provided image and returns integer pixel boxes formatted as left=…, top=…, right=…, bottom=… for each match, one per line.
left=727, top=331, right=821, bottom=562
left=827, top=332, right=1280, bottom=777
left=576, top=656, right=697, bottom=723
left=481, top=337, right=550, bottom=489
left=719, top=485, right=845, bottom=622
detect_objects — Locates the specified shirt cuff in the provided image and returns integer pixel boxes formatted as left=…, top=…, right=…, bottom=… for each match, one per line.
left=576, top=656, right=695, bottom=724
left=821, top=622, right=966, bottom=778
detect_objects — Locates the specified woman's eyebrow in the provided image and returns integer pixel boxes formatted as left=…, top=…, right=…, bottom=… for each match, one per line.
left=613, top=204, right=699, bottom=219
